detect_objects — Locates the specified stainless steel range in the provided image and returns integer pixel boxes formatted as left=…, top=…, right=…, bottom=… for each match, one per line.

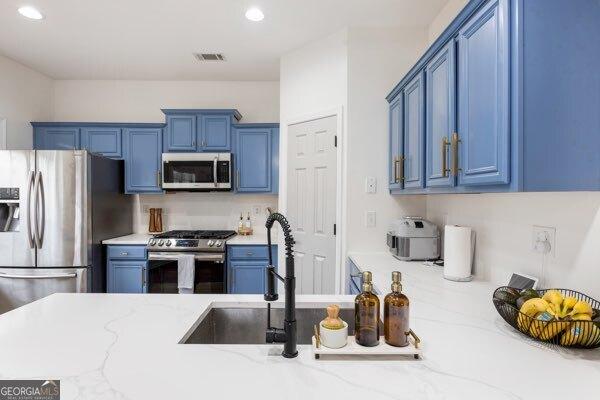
left=147, top=230, right=235, bottom=252
left=146, top=230, right=236, bottom=294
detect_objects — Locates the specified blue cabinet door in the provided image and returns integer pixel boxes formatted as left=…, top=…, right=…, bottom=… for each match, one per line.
left=457, top=0, right=509, bottom=186
left=426, top=41, right=456, bottom=188
left=36, top=127, right=80, bottom=150
left=124, top=128, right=163, bottom=193
left=389, top=94, right=403, bottom=190
left=81, top=127, right=122, bottom=158
left=199, top=115, right=231, bottom=151
left=165, top=115, right=196, bottom=152
left=228, top=260, right=267, bottom=294
left=108, top=260, right=147, bottom=293
left=235, top=128, right=272, bottom=192
left=402, top=72, right=425, bottom=189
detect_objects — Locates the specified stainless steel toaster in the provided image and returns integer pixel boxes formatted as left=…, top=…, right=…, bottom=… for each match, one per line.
left=387, top=217, right=440, bottom=261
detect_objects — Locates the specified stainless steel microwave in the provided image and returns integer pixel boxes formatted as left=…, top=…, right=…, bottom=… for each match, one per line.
left=161, top=153, right=232, bottom=191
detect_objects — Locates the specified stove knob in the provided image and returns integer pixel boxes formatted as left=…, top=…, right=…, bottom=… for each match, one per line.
left=157, top=240, right=164, bottom=246
left=215, top=241, right=222, bottom=247
left=207, top=240, right=215, bottom=247
left=165, top=240, right=172, bottom=247
left=149, top=239, right=156, bottom=246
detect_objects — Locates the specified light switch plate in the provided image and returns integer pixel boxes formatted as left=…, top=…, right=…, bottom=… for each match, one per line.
left=365, top=177, right=377, bottom=194
left=366, top=211, right=376, bottom=228
left=252, top=205, right=261, bottom=216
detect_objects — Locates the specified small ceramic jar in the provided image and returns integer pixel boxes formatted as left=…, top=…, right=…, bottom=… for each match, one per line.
left=319, top=321, right=348, bottom=349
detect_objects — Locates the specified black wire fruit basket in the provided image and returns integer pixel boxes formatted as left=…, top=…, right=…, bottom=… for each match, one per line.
left=493, top=287, right=600, bottom=349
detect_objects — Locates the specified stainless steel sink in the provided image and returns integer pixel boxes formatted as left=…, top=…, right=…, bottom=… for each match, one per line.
left=184, top=307, right=360, bottom=345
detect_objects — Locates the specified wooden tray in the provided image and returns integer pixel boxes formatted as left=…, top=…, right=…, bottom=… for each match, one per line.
left=311, top=336, right=422, bottom=359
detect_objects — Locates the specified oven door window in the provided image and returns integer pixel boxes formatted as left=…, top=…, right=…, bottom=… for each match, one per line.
left=148, top=259, right=225, bottom=294
left=163, top=161, right=214, bottom=184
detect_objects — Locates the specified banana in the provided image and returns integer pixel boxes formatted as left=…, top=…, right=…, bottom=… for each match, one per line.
left=569, top=300, right=593, bottom=317
left=518, top=298, right=549, bottom=333
left=539, top=319, right=570, bottom=341
left=561, top=296, right=578, bottom=317
left=529, top=311, right=555, bottom=338
left=542, top=289, right=564, bottom=308
left=559, top=315, right=597, bottom=346
left=581, top=324, right=600, bottom=346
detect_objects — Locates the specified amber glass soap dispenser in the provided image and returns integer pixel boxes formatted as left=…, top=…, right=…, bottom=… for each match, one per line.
left=384, top=271, right=409, bottom=347
left=354, top=271, right=380, bottom=347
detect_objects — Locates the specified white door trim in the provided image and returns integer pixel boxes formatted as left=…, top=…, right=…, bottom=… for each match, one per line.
left=282, top=106, right=345, bottom=294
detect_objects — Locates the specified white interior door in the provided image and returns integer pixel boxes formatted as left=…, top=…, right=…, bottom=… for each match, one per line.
left=287, top=116, right=337, bottom=294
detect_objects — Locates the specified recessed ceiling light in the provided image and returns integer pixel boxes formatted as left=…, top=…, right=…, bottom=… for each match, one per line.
left=245, top=7, right=264, bottom=22
left=18, top=6, right=44, bottom=20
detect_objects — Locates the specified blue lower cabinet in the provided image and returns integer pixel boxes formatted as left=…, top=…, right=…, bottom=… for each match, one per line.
left=227, top=245, right=277, bottom=294
left=34, top=127, right=80, bottom=150
left=107, top=245, right=148, bottom=293
left=124, top=128, right=163, bottom=193
left=233, top=125, right=279, bottom=193
left=81, top=127, right=122, bottom=158
left=108, top=260, right=147, bottom=293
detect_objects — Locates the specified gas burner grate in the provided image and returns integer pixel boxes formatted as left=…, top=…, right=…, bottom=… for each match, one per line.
left=153, top=230, right=237, bottom=240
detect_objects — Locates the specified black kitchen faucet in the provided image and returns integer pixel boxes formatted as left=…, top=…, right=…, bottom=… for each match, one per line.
left=264, top=212, right=297, bottom=358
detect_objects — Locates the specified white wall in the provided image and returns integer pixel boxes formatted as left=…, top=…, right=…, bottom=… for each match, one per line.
left=346, top=27, right=428, bottom=253
left=0, top=55, right=53, bottom=149
left=427, top=0, right=469, bottom=44
left=424, top=1, right=600, bottom=298
left=53, top=80, right=279, bottom=123
left=133, top=193, right=278, bottom=234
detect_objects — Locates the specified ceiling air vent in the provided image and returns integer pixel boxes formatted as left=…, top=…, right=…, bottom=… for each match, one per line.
left=194, top=53, right=226, bottom=62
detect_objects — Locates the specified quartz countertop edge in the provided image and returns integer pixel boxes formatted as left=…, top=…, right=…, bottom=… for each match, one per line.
left=0, top=252, right=598, bottom=399
left=102, top=233, right=275, bottom=246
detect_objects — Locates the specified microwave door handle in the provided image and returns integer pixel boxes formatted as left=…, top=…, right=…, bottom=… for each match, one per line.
left=213, top=157, right=218, bottom=188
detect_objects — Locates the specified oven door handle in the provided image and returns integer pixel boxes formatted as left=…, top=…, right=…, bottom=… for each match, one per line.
left=148, top=252, right=225, bottom=262
left=213, top=156, right=218, bottom=188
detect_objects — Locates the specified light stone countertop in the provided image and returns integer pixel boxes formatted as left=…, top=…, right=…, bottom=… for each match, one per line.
left=0, top=254, right=598, bottom=399
left=102, top=232, right=275, bottom=246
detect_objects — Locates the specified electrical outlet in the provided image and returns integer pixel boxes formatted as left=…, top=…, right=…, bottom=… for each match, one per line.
left=532, top=226, right=556, bottom=257
left=365, top=177, right=377, bottom=194
left=252, top=205, right=261, bottom=216
left=366, top=211, right=376, bottom=228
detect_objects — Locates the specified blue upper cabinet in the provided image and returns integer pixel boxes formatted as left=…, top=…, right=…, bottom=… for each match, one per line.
left=233, top=124, right=279, bottom=193
left=387, top=0, right=600, bottom=194
left=164, top=115, right=196, bottom=152
left=425, top=41, right=456, bottom=188
left=124, top=128, right=163, bottom=194
left=81, top=127, right=122, bottom=158
left=388, top=94, right=403, bottom=190
left=162, top=110, right=241, bottom=153
left=457, top=0, right=509, bottom=187
left=199, top=115, right=231, bottom=151
left=35, top=127, right=80, bottom=150
left=402, top=72, right=425, bottom=190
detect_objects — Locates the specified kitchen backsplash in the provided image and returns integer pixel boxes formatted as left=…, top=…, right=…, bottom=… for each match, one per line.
left=426, top=192, right=600, bottom=299
left=133, top=193, right=278, bottom=233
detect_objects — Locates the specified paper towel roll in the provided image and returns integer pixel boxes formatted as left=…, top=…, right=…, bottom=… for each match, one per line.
left=443, top=225, right=475, bottom=282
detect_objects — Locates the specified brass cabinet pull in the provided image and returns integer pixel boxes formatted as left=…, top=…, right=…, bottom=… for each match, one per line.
left=157, top=171, right=162, bottom=187
left=393, top=157, right=398, bottom=183
left=442, top=137, right=451, bottom=178
left=451, top=132, right=461, bottom=177
left=398, top=155, right=405, bottom=182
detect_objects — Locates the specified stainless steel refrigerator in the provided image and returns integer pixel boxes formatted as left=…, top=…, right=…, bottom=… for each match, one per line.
left=0, top=150, right=132, bottom=314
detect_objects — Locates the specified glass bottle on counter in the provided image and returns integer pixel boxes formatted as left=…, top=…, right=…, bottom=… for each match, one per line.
left=354, top=271, right=380, bottom=347
left=384, top=271, right=409, bottom=347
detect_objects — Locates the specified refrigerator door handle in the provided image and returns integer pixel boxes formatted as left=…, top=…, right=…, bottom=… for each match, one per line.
left=0, top=272, right=77, bottom=279
left=33, top=171, right=45, bottom=248
left=26, top=171, right=35, bottom=248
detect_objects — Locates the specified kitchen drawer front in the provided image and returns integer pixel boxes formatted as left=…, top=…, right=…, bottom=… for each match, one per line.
left=227, top=245, right=273, bottom=260
left=107, top=245, right=147, bottom=260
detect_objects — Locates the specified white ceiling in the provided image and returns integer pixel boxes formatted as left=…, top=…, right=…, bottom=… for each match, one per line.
left=0, top=0, right=448, bottom=81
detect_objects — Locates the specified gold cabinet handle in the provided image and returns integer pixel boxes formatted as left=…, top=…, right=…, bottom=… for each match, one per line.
left=393, top=157, right=398, bottom=183
left=398, top=155, right=405, bottom=182
left=157, top=171, right=162, bottom=187
left=451, top=133, right=461, bottom=177
left=442, top=137, right=451, bottom=178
